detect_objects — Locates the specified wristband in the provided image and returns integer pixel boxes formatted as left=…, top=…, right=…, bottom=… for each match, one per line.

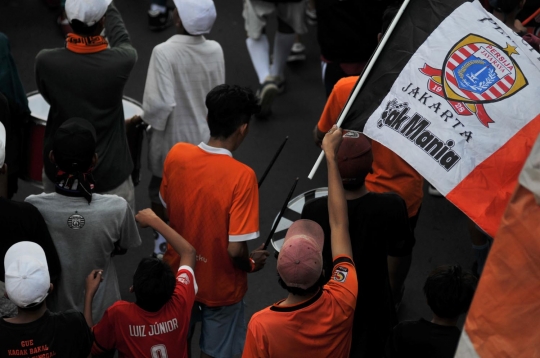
left=249, top=258, right=256, bottom=272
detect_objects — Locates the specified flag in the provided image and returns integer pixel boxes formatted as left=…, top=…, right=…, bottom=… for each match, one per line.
left=455, top=133, right=540, bottom=357
left=346, top=0, right=540, bottom=237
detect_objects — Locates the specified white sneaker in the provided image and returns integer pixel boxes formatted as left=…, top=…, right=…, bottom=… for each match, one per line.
left=287, top=42, right=307, bottom=62
left=305, top=6, right=317, bottom=26
left=265, top=75, right=286, bottom=94
left=256, top=79, right=279, bottom=118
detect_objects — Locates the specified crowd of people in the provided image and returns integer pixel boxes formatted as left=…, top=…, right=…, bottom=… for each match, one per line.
left=1, top=0, right=539, bottom=356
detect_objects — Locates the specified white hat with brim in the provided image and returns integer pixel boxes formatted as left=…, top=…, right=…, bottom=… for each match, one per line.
left=4, top=242, right=50, bottom=308
left=65, top=0, right=113, bottom=26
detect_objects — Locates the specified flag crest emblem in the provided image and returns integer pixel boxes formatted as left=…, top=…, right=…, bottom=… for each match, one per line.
left=420, top=34, right=528, bottom=127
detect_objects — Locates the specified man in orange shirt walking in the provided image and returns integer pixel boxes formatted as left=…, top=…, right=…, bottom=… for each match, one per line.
left=243, top=125, right=358, bottom=358
left=160, top=84, right=269, bottom=358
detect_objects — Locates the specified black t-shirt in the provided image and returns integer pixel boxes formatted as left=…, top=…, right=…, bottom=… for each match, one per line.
left=315, top=0, right=389, bottom=63
left=0, top=198, right=61, bottom=283
left=301, top=192, right=413, bottom=358
left=36, top=4, right=136, bottom=192
left=0, top=309, right=93, bottom=357
left=384, top=319, right=461, bottom=358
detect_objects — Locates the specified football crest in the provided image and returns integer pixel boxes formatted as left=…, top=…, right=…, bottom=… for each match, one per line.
left=67, top=212, right=85, bottom=229
left=419, top=34, right=527, bottom=127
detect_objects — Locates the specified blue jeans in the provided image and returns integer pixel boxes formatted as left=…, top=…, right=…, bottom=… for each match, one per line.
left=189, top=300, right=247, bottom=358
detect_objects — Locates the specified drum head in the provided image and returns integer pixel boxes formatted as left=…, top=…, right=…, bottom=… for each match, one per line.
left=270, top=187, right=328, bottom=253
left=26, top=92, right=143, bottom=122
left=122, top=97, right=143, bottom=118
left=27, top=91, right=49, bottom=125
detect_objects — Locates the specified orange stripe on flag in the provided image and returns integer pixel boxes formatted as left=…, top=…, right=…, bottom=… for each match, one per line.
left=458, top=185, right=540, bottom=357
left=446, top=114, right=540, bottom=237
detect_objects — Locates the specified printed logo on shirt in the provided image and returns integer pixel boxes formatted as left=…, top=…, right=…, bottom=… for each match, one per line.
left=7, top=340, right=54, bottom=356
left=67, top=211, right=85, bottom=229
left=129, top=318, right=179, bottom=337
left=334, top=266, right=349, bottom=283
left=177, top=272, right=190, bottom=286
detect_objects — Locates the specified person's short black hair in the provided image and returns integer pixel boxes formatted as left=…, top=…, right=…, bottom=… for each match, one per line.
left=205, top=84, right=260, bottom=139
left=133, top=258, right=176, bottom=312
left=18, top=300, right=46, bottom=312
left=277, top=273, right=326, bottom=296
left=70, top=19, right=102, bottom=36
left=493, top=0, right=522, bottom=13
left=423, top=265, right=478, bottom=319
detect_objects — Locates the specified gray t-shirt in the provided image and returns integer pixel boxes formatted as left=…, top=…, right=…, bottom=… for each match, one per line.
left=25, top=193, right=141, bottom=323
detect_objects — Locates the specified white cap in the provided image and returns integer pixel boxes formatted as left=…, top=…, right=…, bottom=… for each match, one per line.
left=0, top=122, right=5, bottom=168
left=65, top=0, right=112, bottom=26
left=4, top=242, right=50, bottom=308
left=173, top=0, right=216, bottom=35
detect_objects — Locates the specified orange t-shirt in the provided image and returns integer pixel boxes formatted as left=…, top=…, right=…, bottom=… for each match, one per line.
left=160, top=143, right=259, bottom=307
left=317, top=76, right=424, bottom=217
left=243, top=256, right=357, bottom=358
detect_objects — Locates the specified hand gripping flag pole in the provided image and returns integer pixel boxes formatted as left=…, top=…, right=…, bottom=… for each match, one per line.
left=263, top=177, right=299, bottom=250
left=258, top=136, right=288, bottom=188
left=307, top=0, right=411, bottom=180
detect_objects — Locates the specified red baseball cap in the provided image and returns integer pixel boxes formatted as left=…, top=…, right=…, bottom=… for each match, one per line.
left=277, top=220, right=324, bottom=289
left=337, top=130, right=373, bottom=186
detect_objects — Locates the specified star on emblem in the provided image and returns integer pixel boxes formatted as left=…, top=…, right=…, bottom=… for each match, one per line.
left=503, top=43, right=519, bottom=57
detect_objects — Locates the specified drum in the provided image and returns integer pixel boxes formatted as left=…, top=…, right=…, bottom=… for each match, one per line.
left=24, top=91, right=144, bottom=186
left=270, top=187, right=328, bottom=253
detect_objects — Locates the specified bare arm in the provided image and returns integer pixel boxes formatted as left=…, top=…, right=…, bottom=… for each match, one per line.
left=228, top=242, right=269, bottom=273
left=136, top=209, right=196, bottom=269
left=84, top=269, right=103, bottom=327
left=322, top=125, right=352, bottom=259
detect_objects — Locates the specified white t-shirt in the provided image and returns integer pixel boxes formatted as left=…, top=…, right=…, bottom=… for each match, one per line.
left=142, top=34, right=225, bottom=177
left=25, top=192, right=141, bottom=323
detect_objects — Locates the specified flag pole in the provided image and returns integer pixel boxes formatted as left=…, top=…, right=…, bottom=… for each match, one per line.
left=258, top=136, right=288, bottom=188
left=263, top=177, right=299, bottom=250
left=307, top=0, right=411, bottom=180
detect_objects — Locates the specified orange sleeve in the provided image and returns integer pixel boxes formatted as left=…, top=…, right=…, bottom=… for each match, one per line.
left=229, top=167, right=259, bottom=241
left=326, top=256, right=358, bottom=311
left=159, top=151, right=171, bottom=208
left=317, top=76, right=359, bottom=133
left=242, top=319, right=269, bottom=358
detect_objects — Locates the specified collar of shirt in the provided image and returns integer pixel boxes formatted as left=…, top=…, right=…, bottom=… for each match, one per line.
left=168, top=34, right=206, bottom=45
left=198, top=142, right=232, bottom=157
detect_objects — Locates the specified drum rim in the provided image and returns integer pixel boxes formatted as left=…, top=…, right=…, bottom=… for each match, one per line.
left=270, top=187, right=328, bottom=253
left=122, top=96, right=142, bottom=107
left=27, top=91, right=142, bottom=106
left=26, top=92, right=143, bottom=123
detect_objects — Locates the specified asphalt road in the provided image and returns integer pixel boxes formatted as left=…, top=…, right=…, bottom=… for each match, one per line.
left=0, top=0, right=474, bottom=354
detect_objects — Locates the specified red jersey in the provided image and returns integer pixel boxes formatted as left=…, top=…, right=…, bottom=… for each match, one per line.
left=243, top=256, right=358, bottom=358
left=91, top=266, right=197, bottom=358
left=160, top=143, right=259, bottom=306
